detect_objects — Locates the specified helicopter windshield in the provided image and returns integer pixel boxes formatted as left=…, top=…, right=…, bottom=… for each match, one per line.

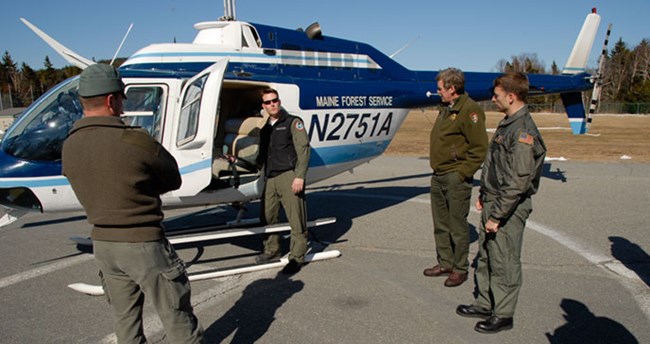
left=2, top=76, right=83, bottom=161
left=1, top=77, right=166, bottom=162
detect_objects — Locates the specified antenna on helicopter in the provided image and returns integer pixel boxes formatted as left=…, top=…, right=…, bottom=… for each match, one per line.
left=110, top=23, right=133, bottom=66
left=220, top=0, right=237, bottom=21
left=389, top=36, right=420, bottom=59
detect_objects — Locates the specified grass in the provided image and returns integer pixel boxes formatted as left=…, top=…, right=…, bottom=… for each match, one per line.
left=386, top=110, right=650, bottom=162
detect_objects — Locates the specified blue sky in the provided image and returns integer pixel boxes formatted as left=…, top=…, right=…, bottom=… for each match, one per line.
left=1, top=0, right=648, bottom=73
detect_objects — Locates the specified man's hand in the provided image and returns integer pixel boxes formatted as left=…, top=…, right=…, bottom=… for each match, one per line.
left=221, top=153, right=236, bottom=163
left=292, top=178, right=305, bottom=194
left=476, top=198, right=483, bottom=211
left=485, top=219, right=499, bottom=233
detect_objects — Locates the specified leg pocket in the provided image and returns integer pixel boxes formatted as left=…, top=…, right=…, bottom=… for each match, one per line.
left=98, top=270, right=112, bottom=305
left=160, top=261, right=192, bottom=310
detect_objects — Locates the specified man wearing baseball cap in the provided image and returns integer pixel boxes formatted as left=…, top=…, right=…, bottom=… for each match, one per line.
left=63, top=64, right=204, bottom=343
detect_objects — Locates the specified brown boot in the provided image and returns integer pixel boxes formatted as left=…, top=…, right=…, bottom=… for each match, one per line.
left=423, top=264, right=452, bottom=277
left=444, top=272, right=468, bottom=287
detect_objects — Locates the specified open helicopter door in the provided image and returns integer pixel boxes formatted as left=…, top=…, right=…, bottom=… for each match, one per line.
left=168, top=58, right=229, bottom=197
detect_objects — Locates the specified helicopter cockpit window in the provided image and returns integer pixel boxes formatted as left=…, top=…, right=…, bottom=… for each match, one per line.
left=122, top=86, right=165, bottom=142
left=1, top=76, right=83, bottom=161
left=177, top=75, right=207, bottom=146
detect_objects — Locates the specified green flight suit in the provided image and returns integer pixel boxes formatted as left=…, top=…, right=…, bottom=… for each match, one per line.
left=259, top=109, right=311, bottom=263
left=429, top=93, right=488, bottom=274
left=473, top=105, right=546, bottom=318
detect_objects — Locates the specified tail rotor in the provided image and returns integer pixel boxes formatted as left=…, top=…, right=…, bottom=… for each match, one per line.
left=586, top=23, right=612, bottom=132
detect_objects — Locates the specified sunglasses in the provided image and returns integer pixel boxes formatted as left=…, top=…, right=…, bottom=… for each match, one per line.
left=262, top=98, right=279, bottom=105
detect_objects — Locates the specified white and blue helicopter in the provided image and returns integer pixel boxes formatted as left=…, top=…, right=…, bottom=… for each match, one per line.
left=0, top=2, right=603, bottom=230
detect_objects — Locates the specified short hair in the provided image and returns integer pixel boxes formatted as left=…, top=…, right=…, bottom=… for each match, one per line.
left=436, top=68, right=465, bottom=94
left=79, top=93, right=115, bottom=110
left=261, top=88, right=279, bottom=98
left=493, top=72, right=529, bottom=101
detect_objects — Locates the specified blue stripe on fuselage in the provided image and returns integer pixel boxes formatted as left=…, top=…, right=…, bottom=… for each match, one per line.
left=309, top=141, right=390, bottom=167
left=0, top=143, right=389, bottom=189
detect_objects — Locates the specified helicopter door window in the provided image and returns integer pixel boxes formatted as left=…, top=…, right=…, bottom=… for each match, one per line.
left=177, top=75, right=207, bottom=146
left=121, top=86, right=166, bottom=142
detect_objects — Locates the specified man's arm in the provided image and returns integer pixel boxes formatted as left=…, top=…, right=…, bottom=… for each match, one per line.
left=291, top=118, right=310, bottom=179
left=458, top=107, right=488, bottom=180
left=291, top=118, right=310, bottom=194
left=489, top=133, right=536, bottom=224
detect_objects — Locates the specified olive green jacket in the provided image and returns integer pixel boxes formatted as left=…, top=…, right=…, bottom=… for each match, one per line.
left=480, top=106, right=547, bottom=222
left=430, top=93, right=488, bottom=180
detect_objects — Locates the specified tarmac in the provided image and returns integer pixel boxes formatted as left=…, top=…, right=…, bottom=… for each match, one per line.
left=0, top=156, right=648, bottom=343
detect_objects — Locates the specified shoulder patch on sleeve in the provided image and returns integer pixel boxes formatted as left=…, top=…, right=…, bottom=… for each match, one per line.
left=470, top=112, right=479, bottom=124
left=121, top=129, right=160, bottom=155
left=518, top=132, right=534, bottom=145
left=294, top=119, right=305, bottom=131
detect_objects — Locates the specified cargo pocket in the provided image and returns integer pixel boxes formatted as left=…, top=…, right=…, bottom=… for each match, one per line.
left=98, top=270, right=112, bottom=305
left=160, top=261, right=192, bottom=310
left=502, top=231, right=522, bottom=287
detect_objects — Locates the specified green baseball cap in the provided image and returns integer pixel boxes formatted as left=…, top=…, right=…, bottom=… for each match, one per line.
left=78, top=63, right=126, bottom=98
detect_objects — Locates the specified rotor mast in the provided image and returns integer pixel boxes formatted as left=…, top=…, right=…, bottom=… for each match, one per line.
left=221, top=0, right=236, bottom=21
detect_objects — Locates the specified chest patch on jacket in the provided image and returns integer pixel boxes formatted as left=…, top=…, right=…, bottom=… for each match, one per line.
left=518, top=133, right=534, bottom=145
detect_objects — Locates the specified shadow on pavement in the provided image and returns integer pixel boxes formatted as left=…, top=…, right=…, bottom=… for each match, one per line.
left=204, top=271, right=304, bottom=343
left=609, top=236, right=650, bottom=287
left=545, top=298, right=638, bottom=344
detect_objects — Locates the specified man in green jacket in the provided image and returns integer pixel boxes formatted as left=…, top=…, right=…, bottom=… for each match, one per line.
left=456, top=72, right=546, bottom=333
left=425, top=68, right=488, bottom=287
left=62, top=64, right=203, bottom=343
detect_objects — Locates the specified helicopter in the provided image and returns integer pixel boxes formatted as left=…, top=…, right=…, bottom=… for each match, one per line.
left=0, top=2, right=602, bottom=230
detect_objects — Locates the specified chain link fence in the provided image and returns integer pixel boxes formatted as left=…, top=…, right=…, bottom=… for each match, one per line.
left=479, top=101, right=650, bottom=114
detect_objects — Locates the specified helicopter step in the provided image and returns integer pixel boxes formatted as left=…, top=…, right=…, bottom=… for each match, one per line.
left=70, top=217, right=337, bottom=247
left=68, top=249, right=342, bottom=296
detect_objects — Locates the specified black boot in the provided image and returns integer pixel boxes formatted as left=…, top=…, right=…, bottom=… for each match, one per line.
left=474, top=316, right=513, bottom=334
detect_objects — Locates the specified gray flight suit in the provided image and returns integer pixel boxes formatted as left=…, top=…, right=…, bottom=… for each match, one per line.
left=473, top=105, right=546, bottom=318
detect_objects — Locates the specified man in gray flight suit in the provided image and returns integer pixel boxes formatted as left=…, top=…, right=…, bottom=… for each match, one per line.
left=456, top=72, right=546, bottom=333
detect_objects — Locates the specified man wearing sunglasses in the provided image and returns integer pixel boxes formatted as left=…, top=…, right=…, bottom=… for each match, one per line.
left=256, top=88, right=310, bottom=274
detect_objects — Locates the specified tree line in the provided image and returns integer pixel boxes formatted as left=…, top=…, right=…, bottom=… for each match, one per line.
left=1, top=37, right=649, bottom=109
left=494, top=38, right=650, bottom=105
left=0, top=53, right=81, bottom=108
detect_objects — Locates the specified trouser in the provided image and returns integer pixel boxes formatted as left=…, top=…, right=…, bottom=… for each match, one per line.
left=430, top=171, right=472, bottom=273
left=262, top=170, right=308, bottom=263
left=473, top=197, right=532, bottom=318
left=93, top=239, right=204, bottom=344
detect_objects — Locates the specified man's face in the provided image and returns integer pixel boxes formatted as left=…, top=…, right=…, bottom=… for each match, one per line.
left=436, top=80, right=455, bottom=103
left=491, top=86, right=511, bottom=113
left=262, top=93, right=281, bottom=117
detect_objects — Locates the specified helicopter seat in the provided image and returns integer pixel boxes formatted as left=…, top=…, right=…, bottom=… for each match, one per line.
left=212, top=114, right=267, bottom=178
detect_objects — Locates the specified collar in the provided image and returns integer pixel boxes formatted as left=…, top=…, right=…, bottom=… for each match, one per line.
left=448, top=93, right=469, bottom=113
left=267, top=108, right=290, bottom=125
left=68, top=116, right=127, bottom=135
left=499, top=105, right=529, bottom=127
